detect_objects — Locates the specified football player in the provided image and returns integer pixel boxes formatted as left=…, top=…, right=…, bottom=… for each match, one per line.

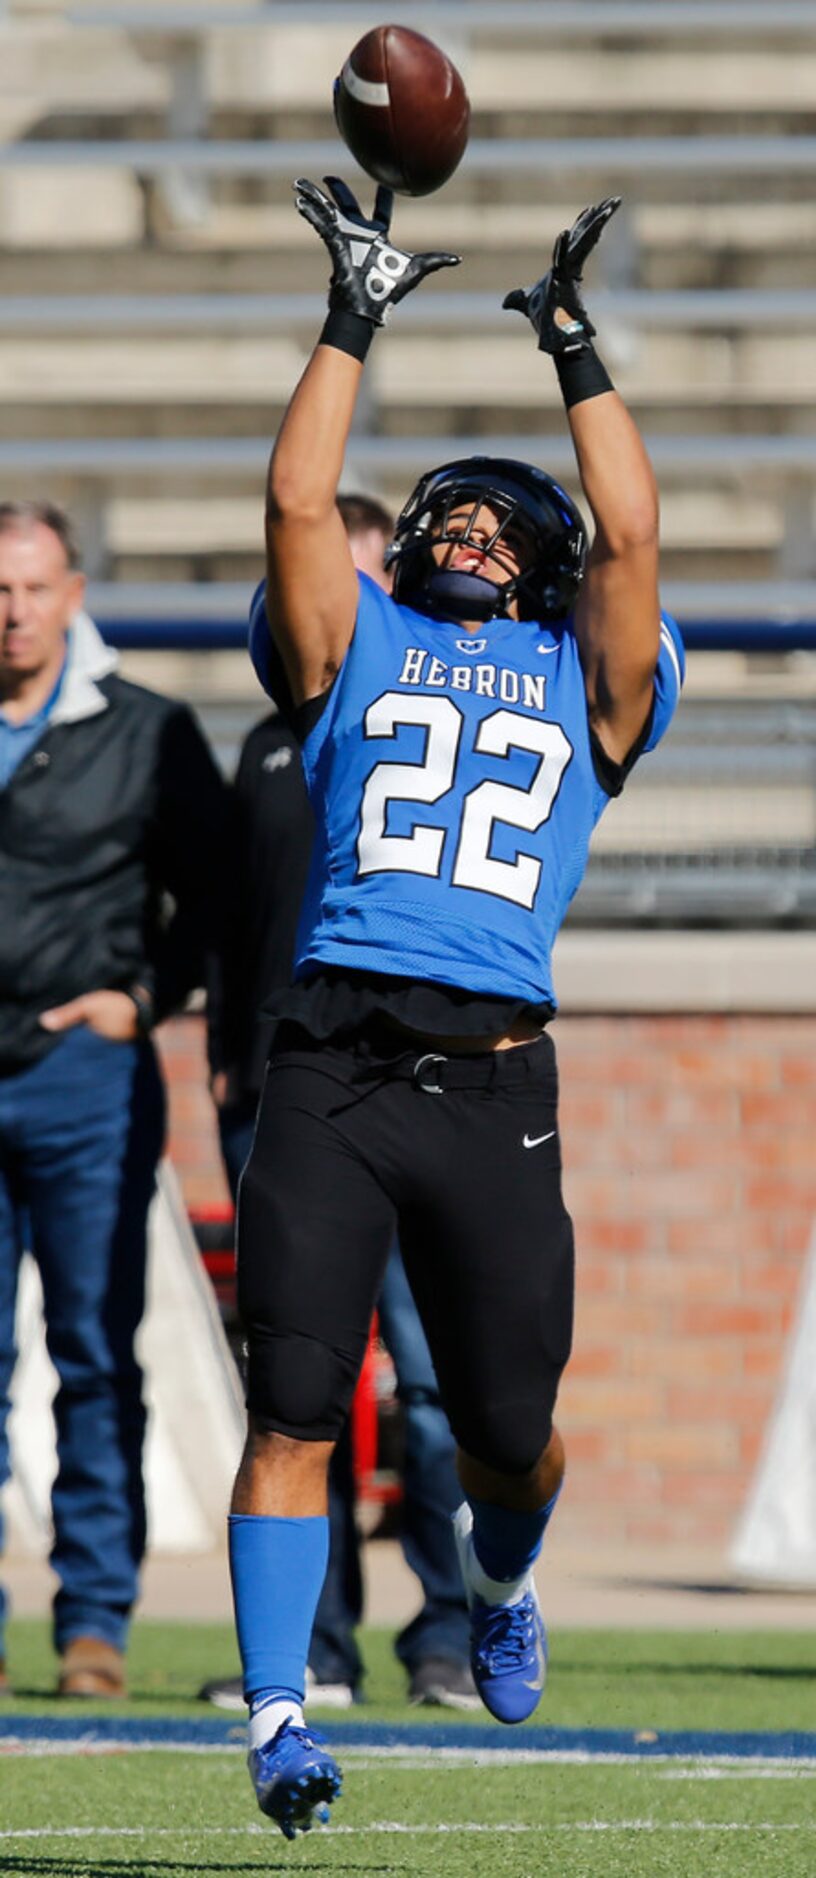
left=230, top=178, right=684, bottom=1838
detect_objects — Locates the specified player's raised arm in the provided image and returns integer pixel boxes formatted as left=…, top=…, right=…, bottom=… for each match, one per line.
left=504, top=200, right=661, bottom=766
left=266, top=177, right=459, bottom=706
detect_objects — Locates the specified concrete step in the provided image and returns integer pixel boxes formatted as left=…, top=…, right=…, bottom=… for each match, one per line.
left=1, top=329, right=814, bottom=412
left=103, top=488, right=784, bottom=562
left=7, top=12, right=816, bottom=120
left=3, top=187, right=815, bottom=301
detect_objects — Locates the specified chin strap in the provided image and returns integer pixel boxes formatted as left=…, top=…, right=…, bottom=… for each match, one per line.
left=416, top=567, right=512, bottom=624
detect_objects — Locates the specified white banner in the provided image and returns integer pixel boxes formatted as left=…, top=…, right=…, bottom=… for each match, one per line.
left=5, top=1160, right=243, bottom=1556
left=730, top=1222, right=816, bottom=1586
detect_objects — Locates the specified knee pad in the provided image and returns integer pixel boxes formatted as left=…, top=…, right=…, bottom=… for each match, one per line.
left=245, top=1327, right=358, bottom=1440
left=456, top=1400, right=554, bottom=1479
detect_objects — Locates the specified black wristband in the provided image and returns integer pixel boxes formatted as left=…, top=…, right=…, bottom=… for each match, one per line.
left=319, top=308, right=374, bottom=363
left=126, top=983, right=154, bottom=1039
left=555, top=344, right=614, bottom=410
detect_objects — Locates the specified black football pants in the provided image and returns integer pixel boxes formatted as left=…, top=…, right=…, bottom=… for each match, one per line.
left=237, top=1024, right=574, bottom=1476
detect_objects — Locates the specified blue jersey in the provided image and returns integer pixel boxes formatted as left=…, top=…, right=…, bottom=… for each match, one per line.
left=250, top=576, right=684, bottom=1009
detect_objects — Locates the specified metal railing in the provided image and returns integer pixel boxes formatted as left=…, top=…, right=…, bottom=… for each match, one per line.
left=0, top=288, right=813, bottom=333
left=63, top=2, right=816, bottom=36
left=3, top=433, right=816, bottom=479
left=84, top=583, right=816, bottom=654
left=4, top=136, right=816, bottom=178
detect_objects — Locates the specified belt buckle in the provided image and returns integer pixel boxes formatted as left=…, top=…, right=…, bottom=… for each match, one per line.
left=412, top=1051, right=447, bottom=1094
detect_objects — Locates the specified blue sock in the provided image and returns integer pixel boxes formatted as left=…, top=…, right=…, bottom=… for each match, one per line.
left=469, top=1487, right=562, bottom=1583
left=228, top=1512, right=329, bottom=1706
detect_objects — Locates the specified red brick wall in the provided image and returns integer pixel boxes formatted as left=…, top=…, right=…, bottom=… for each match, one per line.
left=157, top=1012, right=816, bottom=1548
left=555, top=1014, right=816, bottom=1547
left=157, top=1017, right=231, bottom=1212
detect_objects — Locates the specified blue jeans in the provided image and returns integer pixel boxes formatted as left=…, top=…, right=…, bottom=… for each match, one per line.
left=217, top=1096, right=258, bottom=1203
left=0, top=1027, right=165, bottom=1655
left=219, top=1097, right=469, bottom=1687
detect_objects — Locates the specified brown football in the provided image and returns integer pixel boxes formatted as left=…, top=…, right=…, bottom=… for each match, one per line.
left=333, top=24, right=470, bottom=197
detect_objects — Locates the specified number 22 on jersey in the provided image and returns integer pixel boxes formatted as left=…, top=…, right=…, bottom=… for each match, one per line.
left=357, top=691, right=573, bottom=910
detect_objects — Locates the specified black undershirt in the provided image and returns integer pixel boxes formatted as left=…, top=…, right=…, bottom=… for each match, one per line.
left=265, top=964, right=555, bottom=1044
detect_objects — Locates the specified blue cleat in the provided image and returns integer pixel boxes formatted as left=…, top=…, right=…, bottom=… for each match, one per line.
left=248, top=1716, right=342, bottom=1840
left=454, top=1503, right=548, bottom=1724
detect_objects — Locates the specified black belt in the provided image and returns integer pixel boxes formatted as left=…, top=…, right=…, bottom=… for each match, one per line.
left=352, top=1035, right=552, bottom=1095
left=274, top=1020, right=555, bottom=1097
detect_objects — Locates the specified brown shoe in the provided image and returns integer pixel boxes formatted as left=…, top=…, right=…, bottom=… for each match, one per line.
left=0, top=1658, right=10, bottom=1696
left=57, top=1636, right=126, bottom=1699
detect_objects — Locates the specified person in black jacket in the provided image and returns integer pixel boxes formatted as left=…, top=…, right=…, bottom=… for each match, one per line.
left=0, top=499, right=228, bottom=1698
left=204, top=495, right=477, bottom=1713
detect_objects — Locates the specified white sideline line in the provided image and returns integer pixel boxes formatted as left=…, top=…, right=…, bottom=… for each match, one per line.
left=342, top=1746, right=816, bottom=1770
left=0, top=1822, right=812, bottom=1840
left=663, top=1767, right=816, bottom=1782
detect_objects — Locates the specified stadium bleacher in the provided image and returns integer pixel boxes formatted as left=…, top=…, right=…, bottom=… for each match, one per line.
left=1, top=0, right=815, bottom=920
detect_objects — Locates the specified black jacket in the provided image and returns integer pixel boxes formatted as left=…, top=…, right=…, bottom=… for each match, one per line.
left=0, top=614, right=229, bottom=1074
left=208, top=714, right=313, bottom=1095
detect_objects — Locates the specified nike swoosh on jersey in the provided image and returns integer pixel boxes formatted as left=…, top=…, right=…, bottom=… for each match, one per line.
left=522, top=1130, right=556, bottom=1149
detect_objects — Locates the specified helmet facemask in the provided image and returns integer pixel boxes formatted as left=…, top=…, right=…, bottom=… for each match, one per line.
left=388, top=458, right=588, bottom=627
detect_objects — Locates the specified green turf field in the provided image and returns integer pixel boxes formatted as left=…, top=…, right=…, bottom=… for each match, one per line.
left=6, top=1619, right=816, bottom=1730
left=3, top=1751, right=815, bottom=1878
left=1, top=1620, right=814, bottom=1877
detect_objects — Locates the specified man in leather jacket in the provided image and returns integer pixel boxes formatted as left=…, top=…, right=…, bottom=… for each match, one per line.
left=0, top=499, right=228, bottom=1697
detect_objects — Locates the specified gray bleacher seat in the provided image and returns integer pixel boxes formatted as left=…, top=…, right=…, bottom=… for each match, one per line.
left=2, top=29, right=815, bottom=588
left=2, top=0, right=813, bottom=926
left=1, top=430, right=813, bottom=586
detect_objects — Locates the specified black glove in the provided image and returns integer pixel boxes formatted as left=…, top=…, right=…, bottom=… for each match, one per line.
left=294, top=175, right=460, bottom=327
left=503, top=197, right=620, bottom=354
